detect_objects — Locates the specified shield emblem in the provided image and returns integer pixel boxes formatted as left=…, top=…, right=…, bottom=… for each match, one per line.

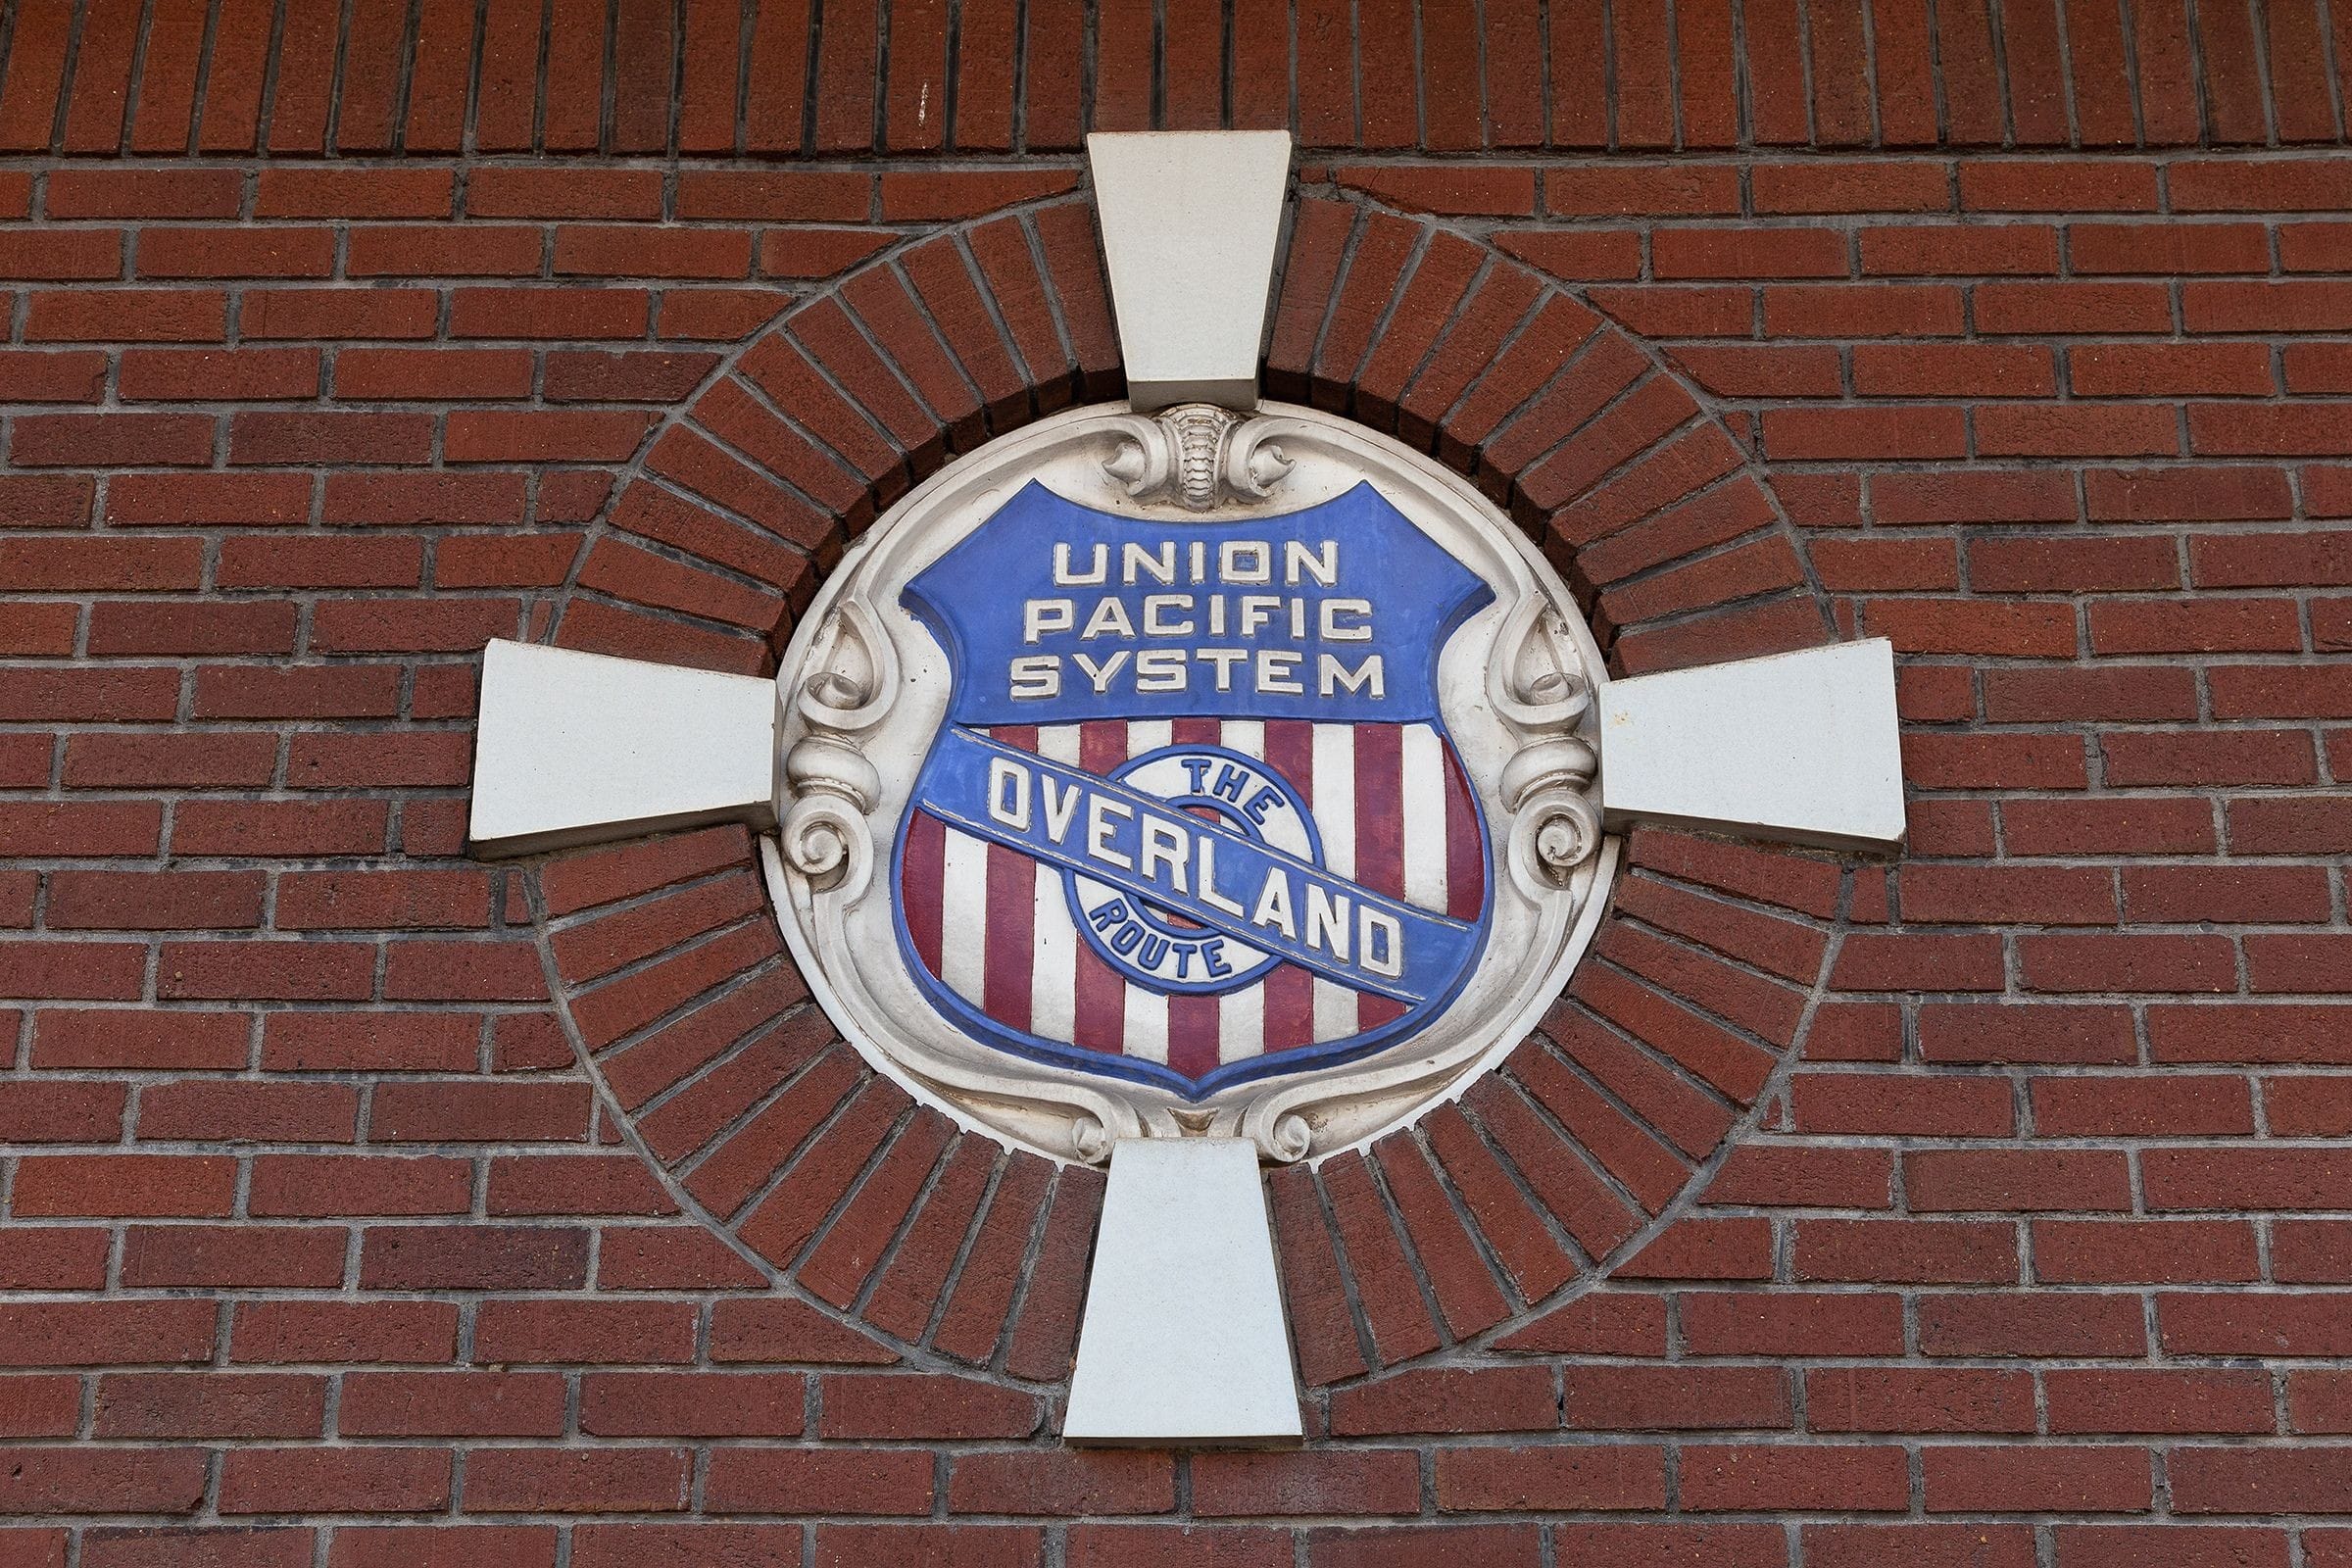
left=890, top=477, right=1495, bottom=1099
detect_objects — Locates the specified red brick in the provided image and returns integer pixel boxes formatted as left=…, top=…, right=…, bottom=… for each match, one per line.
left=1901, top=863, right=2115, bottom=925
left=329, top=1528, right=555, bottom=1568
left=1905, top=1148, right=2134, bottom=1211
left=1855, top=342, right=2055, bottom=397
left=347, top=224, right=541, bottom=276
left=1808, top=1524, right=2034, bottom=1568
left=1980, top=402, right=2180, bottom=458
left=579, top=1372, right=807, bottom=1437
left=335, top=347, right=533, bottom=400
left=1548, top=166, right=1740, bottom=215
left=1923, top=1445, right=2153, bottom=1512
left=549, top=226, right=751, bottom=280
left=13, top=1154, right=235, bottom=1218
left=1858, top=222, right=2058, bottom=275
left=670, top=171, right=868, bottom=221
left=242, top=288, right=437, bottom=339
left=816, top=1374, right=1040, bottom=1440
left=2045, top=1369, right=2276, bottom=1435
left=359, top=1227, right=589, bottom=1292
left=1561, top=1366, right=1791, bottom=1430
left=1681, top=1292, right=1906, bottom=1356
left=2056, top=1527, right=2289, bottom=1568
left=1763, top=282, right=1964, bottom=336
left=468, top=169, right=663, bottom=220
left=1681, top=1445, right=1909, bottom=1511
left=1919, top=1293, right=2148, bottom=1356
left=813, top=1526, right=1045, bottom=1568
left=2174, top=158, right=2352, bottom=211
left=2038, top=1219, right=2260, bottom=1285
left=707, top=1299, right=898, bottom=1366
left=2071, top=220, right=2271, bottom=273
left=217, top=1448, right=450, bottom=1515
left=1430, top=1439, right=1674, bottom=1513
left=2186, top=279, right=2352, bottom=332
left=474, top=1299, right=698, bottom=1365
left=946, top=1451, right=1174, bottom=1517
left=2172, top=1448, right=2352, bottom=1515
left=13, top=412, right=214, bottom=466
left=1323, top=1367, right=1554, bottom=1438
left=1066, top=1526, right=1295, bottom=1568
left=2290, top=1373, right=2352, bottom=1435
left=1751, top=161, right=1949, bottom=213
left=1767, top=406, right=1967, bottom=462
left=370, top=1081, right=586, bottom=1143
left=682, top=1450, right=924, bottom=1518
left=1808, top=1367, right=2034, bottom=1433
left=120, top=1224, right=348, bottom=1290
left=1795, top=1219, right=2020, bottom=1284
left=228, top=411, right=432, bottom=466
left=2037, top=1071, right=2258, bottom=1136
left=94, top=1373, right=326, bottom=1440
left=0, top=1450, right=209, bottom=1516
left=0, top=1378, right=78, bottom=1439
left=0, top=1077, right=121, bottom=1143
left=135, top=1081, right=358, bottom=1143
left=450, top=286, right=652, bottom=340
left=48, top=169, right=242, bottom=219
left=2074, top=341, right=2275, bottom=396
left=2146, top=1148, right=2352, bottom=1210
left=1959, top=161, right=2160, bottom=211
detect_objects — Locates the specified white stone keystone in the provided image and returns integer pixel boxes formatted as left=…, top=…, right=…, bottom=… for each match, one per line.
left=1596, top=637, right=1907, bottom=853
left=1087, top=129, right=1294, bottom=413
left=467, top=638, right=779, bottom=858
left=1063, top=1137, right=1303, bottom=1446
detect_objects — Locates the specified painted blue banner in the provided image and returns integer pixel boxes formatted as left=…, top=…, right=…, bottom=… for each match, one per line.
left=901, top=479, right=1494, bottom=727
left=909, top=726, right=1479, bottom=1005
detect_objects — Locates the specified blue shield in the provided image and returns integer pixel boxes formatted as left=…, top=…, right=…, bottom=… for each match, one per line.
left=890, top=479, right=1495, bottom=1099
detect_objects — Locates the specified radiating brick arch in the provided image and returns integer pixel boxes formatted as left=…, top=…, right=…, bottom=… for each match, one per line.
left=514, top=182, right=1866, bottom=1392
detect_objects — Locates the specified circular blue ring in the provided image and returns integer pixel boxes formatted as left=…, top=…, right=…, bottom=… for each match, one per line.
left=1064, top=742, right=1321, bottom=998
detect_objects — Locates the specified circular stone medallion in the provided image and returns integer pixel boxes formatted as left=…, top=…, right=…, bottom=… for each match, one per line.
left=766, top=401, right=1614, bottom=1166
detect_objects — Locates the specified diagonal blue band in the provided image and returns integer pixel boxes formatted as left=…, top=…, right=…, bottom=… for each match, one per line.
left=909, top=726, right=1476, bottom=1004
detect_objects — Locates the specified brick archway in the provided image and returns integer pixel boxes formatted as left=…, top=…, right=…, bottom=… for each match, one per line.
left=514, top=182, right=1865, bottom=1393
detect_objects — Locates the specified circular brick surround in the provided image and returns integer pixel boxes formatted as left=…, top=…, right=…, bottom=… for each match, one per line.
left=519, top=185, right=1862, bottom=1392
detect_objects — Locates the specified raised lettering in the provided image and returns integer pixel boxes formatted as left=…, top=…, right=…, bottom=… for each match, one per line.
left=1305, top=885, right=1350, bottom=960
left=1220, top=540, right=1271, bottom=582
left=1008, top=655, right=1059, bottom=700
left=1023, top=599, right=1073, bottom=642
left=1286, top=539, right=1339, bottom=587
left=1360, top=907, right=1403, bottom=978
left=1081, top=598, right=1136, bottom=639
left=1087, top=796, right=1134, bottom=868
left=1123, top=541, right=1177, bottom=584
left=1042, top=777, right=1082, bottom=843
left=1054, top=542, right=1107, bottom=585
left=1320, top=599, right=1373, bottom=641
left=1134, top=647, right=1186, bottom=692
left=986, top=758, right=1031, bottom=830
left=1073, top=651, right=1132, bottom=693
left=1259, top=649, right=1304, bottom=694
left=1141, top=816, right=1190, bottom=892
left=1142, top=594, right=1195, bottom=636
left=1250, top=870, right=1298, bottom=939
left=1320, top=652, right=1386, bottom=698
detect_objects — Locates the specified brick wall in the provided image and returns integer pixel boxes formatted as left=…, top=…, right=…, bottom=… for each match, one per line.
left=2, top=3, right=2351, bottom=1564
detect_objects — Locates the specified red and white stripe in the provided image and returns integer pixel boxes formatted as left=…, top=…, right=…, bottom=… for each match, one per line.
left=901, top=719, right=1485, bottom=1082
